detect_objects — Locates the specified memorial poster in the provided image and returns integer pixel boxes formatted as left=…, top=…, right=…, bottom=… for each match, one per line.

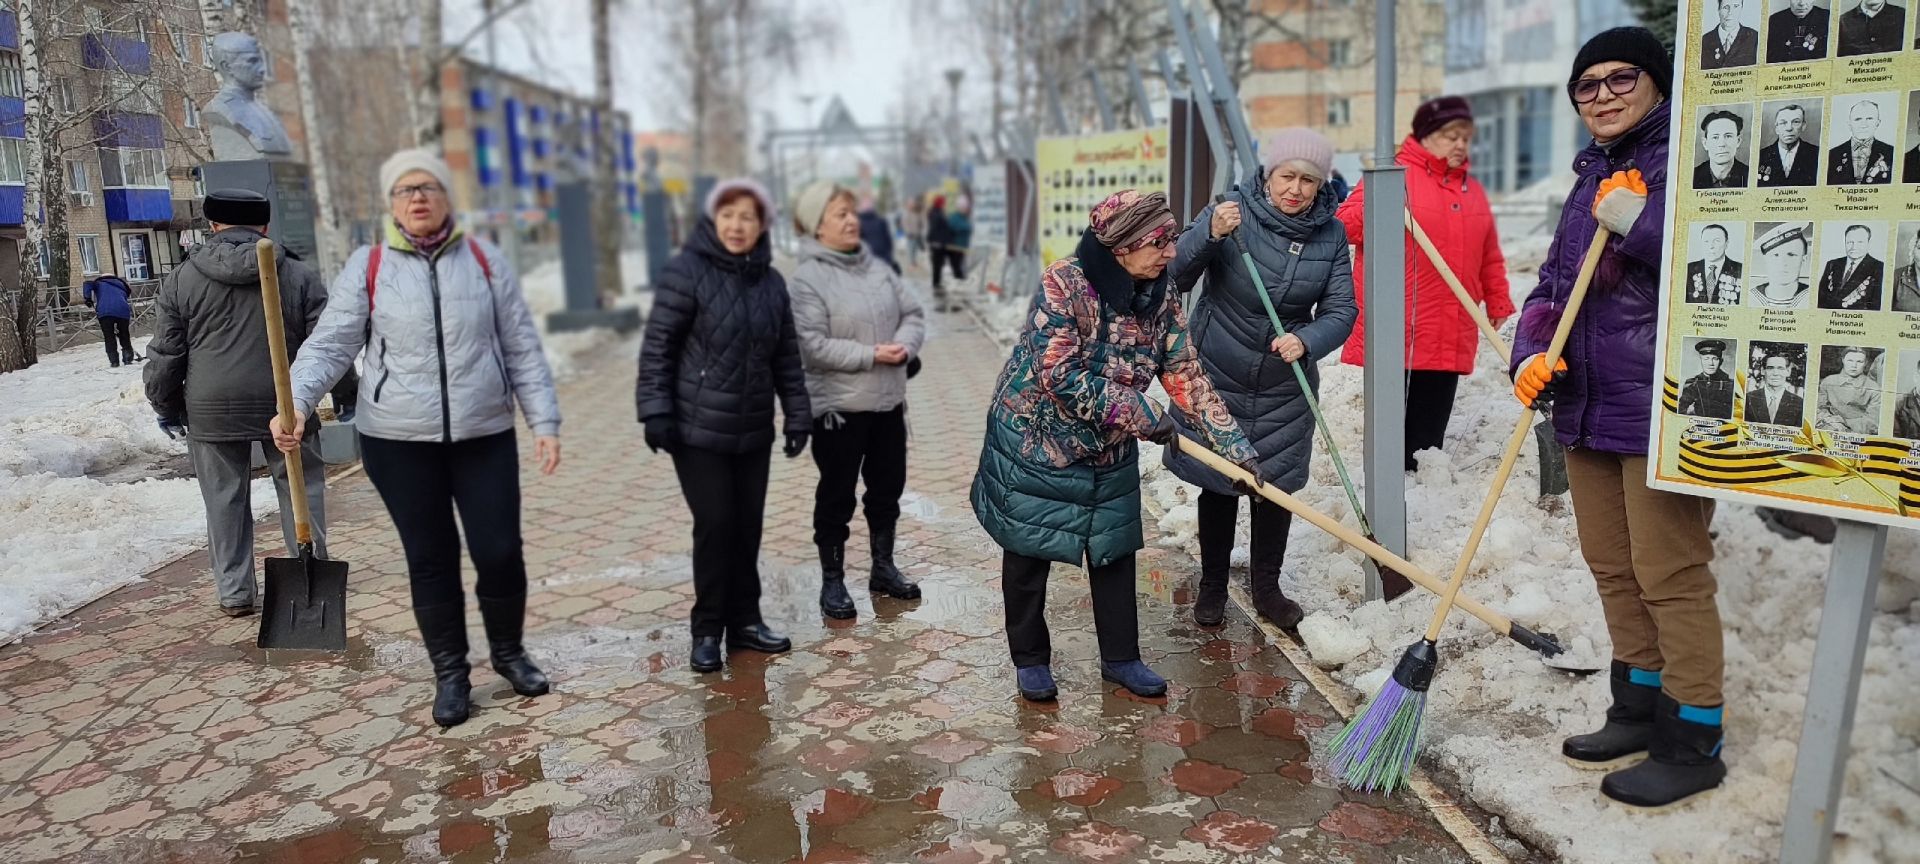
left=1035, top=127, right=1170, bottom=265
left=972, top=160, right=1010, bottom=251
left=1650, top=0, right=1920, bottom=527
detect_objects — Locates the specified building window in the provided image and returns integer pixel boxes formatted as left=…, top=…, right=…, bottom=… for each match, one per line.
left=103, top=76, right=160, bottom=113
left=53, top=78, right=77, bottom=114
left=85, top=6, right=106, bottom=34
left=184, top=97, right=200, bottom=128
left=1445, top=0, right=1488, bottom=72
left=1327, top=39, right=1352, bottom=68
left=121, top=234, right=151, bottom=280
left=77, top=235, right=102, bottom=275
left=1327, top=97, right=1352, bottom=127
left=100, top=148, right=169, bottom=189
left=35, top=241, right=51, bottom=279
left=135, top=15, right=149, bottom=44
left=191, top=166, right=205, bottom=198
left=166, top=20, right=188, bottom=61
left=0, top=138, right=25, bottom=184
left=67, top=160, right=90, bottom=194
left=202, top=36, right=215, bottom=69
left=0, top=51, right=22, bottom=99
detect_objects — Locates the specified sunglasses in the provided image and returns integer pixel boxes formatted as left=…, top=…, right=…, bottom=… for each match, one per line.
left=1568, top=67, right=1645, bottom=105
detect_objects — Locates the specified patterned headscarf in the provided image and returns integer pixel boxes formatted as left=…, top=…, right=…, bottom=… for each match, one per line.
left=1088, top=190, right=1176, bottom=255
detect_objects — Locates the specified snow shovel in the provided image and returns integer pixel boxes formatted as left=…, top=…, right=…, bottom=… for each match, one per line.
left=1406, top=212, right=1567, bottom=496
left=1213, top=195, right=1415, bottom=601
left=256, top=238, right=349, bottom=652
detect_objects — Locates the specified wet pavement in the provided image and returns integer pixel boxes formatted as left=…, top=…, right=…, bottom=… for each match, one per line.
left=0, top=310, right=1484, bottom=863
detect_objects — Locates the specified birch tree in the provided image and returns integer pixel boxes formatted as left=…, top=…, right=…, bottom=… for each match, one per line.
left=1, top=0, right=48, bottom=372
left=288, top=0, right=346, bottom=272
left=413, top=0, right=445, bottom=148
left=591, top=0, right=623, bottom=302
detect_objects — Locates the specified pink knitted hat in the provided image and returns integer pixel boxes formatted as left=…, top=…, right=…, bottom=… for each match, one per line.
left=1259, top=127, right=1334, bottom=179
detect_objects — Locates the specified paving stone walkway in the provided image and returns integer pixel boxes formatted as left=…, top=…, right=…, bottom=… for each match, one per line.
left=0, top=309, right=1481, bottom=863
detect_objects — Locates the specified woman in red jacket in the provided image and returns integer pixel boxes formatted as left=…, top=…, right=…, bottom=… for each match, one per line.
left=1338, top=97, right=1514, bottom=471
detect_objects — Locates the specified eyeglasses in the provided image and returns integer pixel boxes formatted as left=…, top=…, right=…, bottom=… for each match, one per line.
left=1568, top=67, right=1645, bottom=105
left=389, top=183, right=446, bottom=201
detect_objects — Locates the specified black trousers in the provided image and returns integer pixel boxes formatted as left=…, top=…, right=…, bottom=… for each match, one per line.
left=1405, top=370, right=1461, bottom=471
left=1196, top=490, right=1293, bottom=577
left=360, top=430, right=526, bottom=610
left=671, top=443, right=772, bottom=637
left=930, top=248, right=967, bottom=293
left=99, top=316, right=134, bottom=364
left=810, top=407, right=908, bottom=547
left=1002, top=550, right=1138, bottom=667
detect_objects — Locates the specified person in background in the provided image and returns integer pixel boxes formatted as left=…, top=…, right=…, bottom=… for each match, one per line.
left=925, top=195, right=956, bottom=306
left=788, top=180, right=927, bottom=620
left=972, top=189, right=1260, bottom=702
left=147, top=189, right=329, bottom=618
left=856, top=192, right=900, bottom=275
left=1339, top=96, right=1512, bottom=475
left=1325, top=169, right=1351, bottom=203
left=84, top=271, right=139, bottom=367
left=902, top=195, right=927, bottom=270
left=274, top=149, right=561, bottom=729
left=637, top=178, right=811, bottom=675
left=1169, top=127, right=1366, bottom=629
left=1514, top=28, right=1725, bottom=810
left=941, top=197, right=975, bottom=311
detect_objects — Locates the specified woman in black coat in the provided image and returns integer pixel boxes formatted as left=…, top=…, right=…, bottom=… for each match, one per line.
left=1165, top=128, right=1359, bottom=630
left=636, top=178, right=812, bottom=674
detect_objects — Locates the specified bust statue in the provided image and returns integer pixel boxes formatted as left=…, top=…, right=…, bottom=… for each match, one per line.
left=202, top=32, right=294, bottom=161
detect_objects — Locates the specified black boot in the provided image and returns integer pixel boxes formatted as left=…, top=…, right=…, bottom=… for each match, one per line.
left=477, top=594, right=549, bottom=697
left=867, top=524, right=921, bottom=600
left=726, top=622, right=792, bottom=654
left=1600, top=694, right=1727, bottom=810
left=1247, top=555, right=1303, bottom=630
left=1194, top=493, right=1233, bottom=627
left=1563, top=661, right=1658, bottom=769
left=818, top=544, right=856, bottom=620
left=690, top=635, right=723, bottom=673
left=1193, top=567, right=1229, bottom=627
left=413, top=602, right=472, bottom=728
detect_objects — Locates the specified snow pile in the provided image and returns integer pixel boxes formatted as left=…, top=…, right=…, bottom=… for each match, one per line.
left=0, top=339, right=273, bottom=643
left=1131, top=344, right=1920, bottom=862
left=518, top=248, right=650, bottom=322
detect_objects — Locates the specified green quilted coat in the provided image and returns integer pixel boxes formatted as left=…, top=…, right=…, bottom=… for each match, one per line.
left=972, top=231, right=1255, bottom=567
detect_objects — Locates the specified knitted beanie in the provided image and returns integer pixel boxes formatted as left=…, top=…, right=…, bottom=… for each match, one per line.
left=1412, top=96, right=1474, bottom=140
left=1568, top=27, right=1672, bottom=105
left=379, top=148, right=454, bottom=198
left=1259, top=127, right=1334, bottom=178
left=791, top=180, right=848, bottom=236
left=704, top=177, right=774, bottom=222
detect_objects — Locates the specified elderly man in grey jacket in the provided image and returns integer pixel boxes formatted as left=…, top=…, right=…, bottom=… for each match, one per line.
left=789, top=180, right=928, bottom=619
left=146, top=189, right=331, bottom=616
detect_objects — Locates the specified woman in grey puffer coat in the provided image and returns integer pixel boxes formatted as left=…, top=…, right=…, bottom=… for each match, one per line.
left=275, top=148, right=560, bottom=729
left=1163, top=128, right=1357, bottom=631
left=788, top=181, right=928, bottom=619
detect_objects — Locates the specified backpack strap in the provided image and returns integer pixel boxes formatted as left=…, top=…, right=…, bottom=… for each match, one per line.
left=365, top=243, right=384, bottom=311
left=468, top=237, right=492, bottom=288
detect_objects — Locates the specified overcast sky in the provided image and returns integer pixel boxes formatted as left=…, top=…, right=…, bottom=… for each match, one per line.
left=443, top=0, right=967, bottom=134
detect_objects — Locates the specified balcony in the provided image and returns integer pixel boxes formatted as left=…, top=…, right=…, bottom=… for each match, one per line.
left=0, top=184, right=22, bottom=227
left=104, top=188, right=172, bottom=223
left=1, top=97, right=24, bottom=138
left=93, top=112, right=164, bottom=150
left=1, top=10, right=20, bottom=51
left=82, top=34, right=152, bottom=76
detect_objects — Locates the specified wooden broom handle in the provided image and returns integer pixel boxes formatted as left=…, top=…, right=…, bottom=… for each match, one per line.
left=1405, top=211, right=1513, bottom=367
left=1171, top=436, right=1523, bottom=638
left=258, top=238, right=313, bottom=547
left=1420, top=227, right=1612, bottom=642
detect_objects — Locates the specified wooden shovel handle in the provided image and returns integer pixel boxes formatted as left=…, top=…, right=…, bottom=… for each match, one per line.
left=1405, top=212, right=1512, bottom=367
left=1170, top=436, right=1523, bottom=639
left=1420, top=227, right=1612, bottom=642
left=257, top=238, right=313, bottom=547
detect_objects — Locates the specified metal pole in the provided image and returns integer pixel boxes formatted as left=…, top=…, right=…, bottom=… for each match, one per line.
left=483, top=0, right=521, bottom=274
left=1165, top=6, right=1231, bottom=192
left=1186, top=1, right=1261, bottom=180
left=1044, top=72, right=1071, bottom=135
left=1126, top=58, right=1156, bottom=128
left=1088, top=70, right=1117, bottom=132
left=1359, top=0, right=1407, bottom=596
left=1780, top=520, right=1888, bottom=863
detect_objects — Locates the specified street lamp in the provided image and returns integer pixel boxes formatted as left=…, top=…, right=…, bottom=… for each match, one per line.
left=944, top=68, right=964, bottom=175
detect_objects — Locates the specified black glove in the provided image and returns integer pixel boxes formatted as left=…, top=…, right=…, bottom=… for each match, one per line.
left=157, top=417, right=187, bottom=440
left=84, top=298, right=95, bottom=309
left=1231, top=457, right=1268, bottom=496
left=784, top=432, right=810, bottom=459
left=643, top=416, right=677, bottom=454
left=1144, top=411, right=1178, bottom=444
left=906, top=356, right=923, bottom=379
left=335, top=403, right=357, bottom=423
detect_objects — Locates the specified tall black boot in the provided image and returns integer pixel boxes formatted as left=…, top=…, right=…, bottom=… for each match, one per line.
left=413, top=602, right=473, bottom=728
left=477, top=594, right=549, bottom=697
left=1563, top=660, right=1657, bottom=769
left=1600, top=694, right=1726, bottom=810
left=1193, top=493, right=1235, bottom=627
left=1246, top=538, right=1303, bottom=630
left=867, top=524, right=921, bottom=600
left=819, top=544, right=856, bottom=619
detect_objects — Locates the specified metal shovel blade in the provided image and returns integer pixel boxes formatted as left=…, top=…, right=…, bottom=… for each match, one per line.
left=258, top=547, right=349, bottom=651
left=1534, top=417, right=1569, bottom=497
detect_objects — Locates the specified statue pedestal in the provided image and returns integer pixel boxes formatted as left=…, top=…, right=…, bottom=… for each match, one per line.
left=200, top=160, right=319, bottom=263
left=545, top=180, right=641, bottom=334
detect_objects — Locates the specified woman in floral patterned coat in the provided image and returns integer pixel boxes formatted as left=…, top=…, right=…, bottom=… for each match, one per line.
left=972, top=190, right=1259, bottom=702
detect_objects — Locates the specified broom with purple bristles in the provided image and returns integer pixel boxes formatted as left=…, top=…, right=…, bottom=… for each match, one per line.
left=1327, top=215, right=1618, bottom=794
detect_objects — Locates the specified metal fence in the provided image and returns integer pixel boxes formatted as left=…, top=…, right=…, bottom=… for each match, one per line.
left=34, top=280, right=163, bottom=356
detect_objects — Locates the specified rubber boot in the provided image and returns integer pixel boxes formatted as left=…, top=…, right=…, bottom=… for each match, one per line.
left=1247, top=547, right=1303, bottom=630
left=867, top=524, right=922, bottom=599
left=1563, top=661, right=1659, bottom=769
left=1600, top=695, right=1727, bottom=810
left=413, top=602, right=472, bottom=728
left=477, top=594, right=549, bottom=697
left=818, top=544, right=856, bottom=620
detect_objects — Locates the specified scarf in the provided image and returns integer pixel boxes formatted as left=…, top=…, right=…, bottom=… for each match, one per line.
left=402, top=219, right=454, bottom=257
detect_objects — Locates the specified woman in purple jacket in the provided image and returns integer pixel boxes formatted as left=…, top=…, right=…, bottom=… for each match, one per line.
left=1510, top=28, right=1725, bottom=811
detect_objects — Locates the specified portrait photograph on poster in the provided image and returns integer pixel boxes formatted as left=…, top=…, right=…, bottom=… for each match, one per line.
left=1695, top=105, right=1755, bottom=188
left=1895, top=348, right=1920, bottom=438
left=1678, top=336, right=1741, bottom=418
left=1815, top=221, right=1889, bottom=311
left=1894, top=222, right=1920, bottom=312
left=1813, top=344, right=1886, bottom=435
left=1749, top=221, right=1816, bottom=309
left=1688, top=222, right=1749, bottom=303
left=1757, top=99, right=1823, bottom=187
left=1701, top=0, right=1765, bottom=67
left=1767, top=0, right=1833, bottom=63
left=1835, top=0, right=1907, bottom=56
left=1904, top=90, right=1920, bottom=183
left=1826, top=91, right=1898, bottom=185
left=1745, top=340, right=1810, bottom=427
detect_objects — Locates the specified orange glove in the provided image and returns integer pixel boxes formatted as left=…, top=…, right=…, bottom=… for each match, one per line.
left=1514, top=353, right=1568, bottom=409
left=1593, top=169, right=1648, bottom=236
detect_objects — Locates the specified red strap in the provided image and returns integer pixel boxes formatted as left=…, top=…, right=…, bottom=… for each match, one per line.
left=468, top=237, right=492, bottom=287
left=366, top=243, right=383, bottom=311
